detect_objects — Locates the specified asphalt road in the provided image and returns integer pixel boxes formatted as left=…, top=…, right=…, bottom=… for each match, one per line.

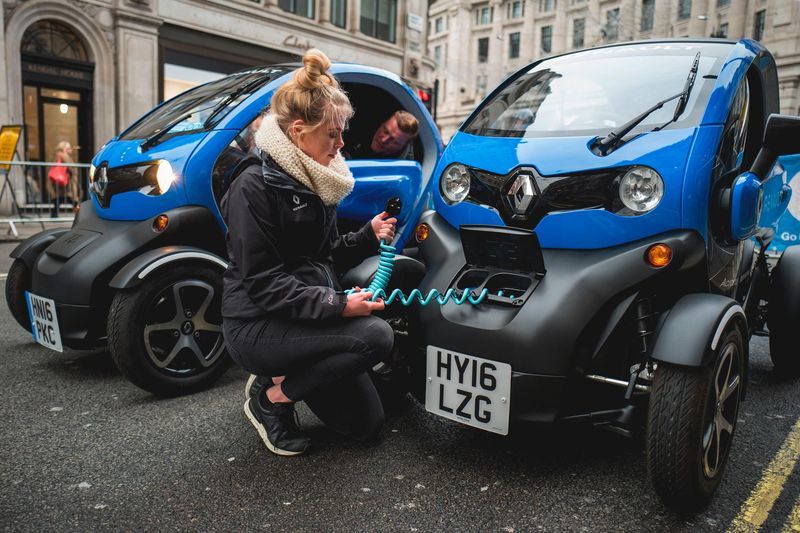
left=1, top=239, right=799, bottom=531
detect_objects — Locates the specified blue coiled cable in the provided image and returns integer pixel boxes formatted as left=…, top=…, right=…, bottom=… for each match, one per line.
left=345, top=240, right=488, bottom=306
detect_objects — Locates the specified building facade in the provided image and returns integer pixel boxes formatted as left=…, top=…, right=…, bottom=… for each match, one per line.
left=0, top=0, right=433, bottom=173
left=428, top=0, right=800, bottom=140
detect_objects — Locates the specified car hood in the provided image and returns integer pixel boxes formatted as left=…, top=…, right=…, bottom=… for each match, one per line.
left=442, top=128, right=696, bottom=177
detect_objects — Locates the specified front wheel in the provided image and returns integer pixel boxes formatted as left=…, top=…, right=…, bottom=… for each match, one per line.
left=107, top=265, right=229, bottom=396
left=768, top=246, right=800, bottom=377
left=6, top=259, right=32, bottom=333
left=646, top=325, right=744, bottom=513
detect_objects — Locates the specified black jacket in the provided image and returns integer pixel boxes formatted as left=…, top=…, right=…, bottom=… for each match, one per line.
left=220, top=155, right=379, bottom=321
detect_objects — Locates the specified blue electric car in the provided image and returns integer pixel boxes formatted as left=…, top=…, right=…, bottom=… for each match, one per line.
left=391, top=39, right=799, bottom=511
left=6, top=64, right=442, bottom=395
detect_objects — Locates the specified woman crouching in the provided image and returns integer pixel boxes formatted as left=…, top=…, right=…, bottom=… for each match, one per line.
left=220, top=49, right=397, bottom=456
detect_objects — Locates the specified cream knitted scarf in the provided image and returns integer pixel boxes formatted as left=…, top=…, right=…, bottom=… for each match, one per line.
left=255, top=114, right=354, bottom=206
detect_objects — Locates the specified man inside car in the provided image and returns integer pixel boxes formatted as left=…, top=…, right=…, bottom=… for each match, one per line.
left=344, top=110, right=419, bottom=160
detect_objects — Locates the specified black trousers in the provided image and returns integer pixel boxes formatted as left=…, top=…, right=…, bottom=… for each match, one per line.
left=224, top=315, right=394, bottom=441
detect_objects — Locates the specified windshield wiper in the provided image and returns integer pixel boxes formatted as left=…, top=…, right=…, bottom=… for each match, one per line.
left=202, top=77, right=265, bottom=129
left=593, top=52, right=701, bottom=156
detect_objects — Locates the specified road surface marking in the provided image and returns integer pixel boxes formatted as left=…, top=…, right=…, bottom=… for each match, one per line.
left=729, top=418, right=800, bottom=532
left=782, top=496, right=800, bottom=532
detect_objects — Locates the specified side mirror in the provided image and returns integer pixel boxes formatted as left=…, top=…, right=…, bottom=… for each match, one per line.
left=730, top=172, right=762, bottom=241
left=750, top=114, right=800, bottom=181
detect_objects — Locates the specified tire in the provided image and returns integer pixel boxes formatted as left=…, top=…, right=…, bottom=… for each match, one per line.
left=108, top=264, right=229, bottom=396
left=6, top=259, right=32, bottom=333
left=646, top=325, right=744, bottom=513
left=767, top=247, right=800, bottom=376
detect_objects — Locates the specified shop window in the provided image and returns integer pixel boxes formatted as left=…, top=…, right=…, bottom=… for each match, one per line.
left=21, top=20, right=89, bottom=62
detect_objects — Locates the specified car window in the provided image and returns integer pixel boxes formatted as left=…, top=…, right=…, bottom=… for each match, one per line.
left=714, top=79, right=750, bottom=178
left=212, top=111, right=267, bottom=207
left=463, top=43, right=732, bottom=138
left=119, top=67, right=289, bottom=141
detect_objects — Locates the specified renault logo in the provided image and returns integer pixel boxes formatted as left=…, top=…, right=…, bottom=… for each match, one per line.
left=293, top=194, right=300, bottom=205
left=507, top=174, right=536, bottom=215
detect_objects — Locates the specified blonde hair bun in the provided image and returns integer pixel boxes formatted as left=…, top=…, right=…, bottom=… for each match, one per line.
left=296, top=49, right=336, bottom=90
left=270, top=48, right=353, bottom=134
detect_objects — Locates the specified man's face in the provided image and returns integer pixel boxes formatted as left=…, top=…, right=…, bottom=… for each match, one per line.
left=370, top=116, right=412, bottom=155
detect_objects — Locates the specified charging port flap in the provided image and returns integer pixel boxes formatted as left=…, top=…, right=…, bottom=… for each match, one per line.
left=459, top=225, right=546, bottom=276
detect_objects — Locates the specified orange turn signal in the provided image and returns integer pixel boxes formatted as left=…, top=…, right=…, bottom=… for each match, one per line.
left=647, top=243, right=672, bottom=268
left=415, top=223, right=430, bottom=243
left=153, top=214, right=169, bottom=233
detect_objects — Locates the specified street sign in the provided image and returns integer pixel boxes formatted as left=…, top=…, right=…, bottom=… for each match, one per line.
left=407, top=13, right=424, bottom=32
left=0, top=125, right=22, bottom=171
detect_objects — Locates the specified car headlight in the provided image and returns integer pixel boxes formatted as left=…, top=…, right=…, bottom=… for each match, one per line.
left=618, top=166, right=663, bottom=215
left=156, top=160, right=174, bottom=193
left=440, top=163, right=470, bottom=204
left=88, top=164, right=96, bottom=183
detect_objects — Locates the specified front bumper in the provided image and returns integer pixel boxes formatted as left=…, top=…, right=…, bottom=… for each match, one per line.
left=408, top=211, right=706, bottom=429
left=27, top=201, right=224, bottom=348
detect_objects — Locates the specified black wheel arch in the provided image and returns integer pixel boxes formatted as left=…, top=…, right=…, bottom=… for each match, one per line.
left=650, top=293, right=749, bottom=396
left=10, top=228, right=71, bottom=270
left=109, top=245, right=228, bottom=290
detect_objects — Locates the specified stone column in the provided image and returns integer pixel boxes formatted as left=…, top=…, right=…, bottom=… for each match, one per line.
left=0, top=4, right=9, bottom=127
left=319, top=0, right=331, bottom=24
left=115, top=13, right=161, bottom=132
left=349, top=0, right=361, bottom=35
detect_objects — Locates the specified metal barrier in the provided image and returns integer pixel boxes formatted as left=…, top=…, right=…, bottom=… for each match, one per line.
left=0, top=160, right=91, bottom=237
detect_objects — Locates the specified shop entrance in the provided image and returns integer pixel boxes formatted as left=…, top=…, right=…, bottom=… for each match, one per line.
left=20, top=20, right=93, bottom=164
left=19, top=20, right=94, bottom=211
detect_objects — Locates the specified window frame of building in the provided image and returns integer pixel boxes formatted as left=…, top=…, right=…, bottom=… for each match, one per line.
left=605, top=8, right=620, bottom=41
left=435, top=16, right=444, bottom=33
left=511, top=0, right=524, bottom=18
left=509, top=32, right=521, bottom=59
left=718, top=22, right=728, bottom=38
left=360, top=0, right=397, bottom=43
left=475, top=5, right=492, bottom=25
left=717, top=0, right=730, bottom=6
left=434, top=44, right=443, bottom=67
left=476, top=74, right=488, bottom=99
left=754, top=9, right=766, bottom=41
left=678, top=0, right=692, bottom=21
left=539, top=0, right=556, bottom=12
left=330, top=0, right=346, bottom=28
left=278, top=0, right=315, bottom=19
left=641, top=0, right=655, bottom=32
left=541, top=25, right=552, bottom=53
left=573, top=17, right=585, bottom=48
left=477, top=36, right=489, bottom=63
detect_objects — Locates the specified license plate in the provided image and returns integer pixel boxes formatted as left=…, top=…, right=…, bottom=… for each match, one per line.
left=425, top=345, right=511, bottom=435
left=25, top=292, right=63, bottom=352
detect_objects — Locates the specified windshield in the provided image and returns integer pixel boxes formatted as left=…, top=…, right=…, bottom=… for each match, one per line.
left=119, top=66, right=291, bottom=141
left=463, top=42, right=733, bottom=138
